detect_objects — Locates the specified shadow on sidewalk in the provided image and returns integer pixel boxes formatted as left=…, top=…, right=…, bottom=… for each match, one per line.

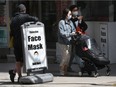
left=0, top=63, right=116, bottom=76
left=0, top=81, right=21, bottom=85
left=0, top=81, right=114, bottom=86
left=47, top=63, right=116, bottom=76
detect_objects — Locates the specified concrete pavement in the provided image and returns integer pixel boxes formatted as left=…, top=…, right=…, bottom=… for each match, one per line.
left=0, top=63, right=116, bottom=87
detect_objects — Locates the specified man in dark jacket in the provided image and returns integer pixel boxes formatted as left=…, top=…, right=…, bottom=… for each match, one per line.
left=67, top=5, right=87, bottom=72
left=9, top=4, right=38, bottom=83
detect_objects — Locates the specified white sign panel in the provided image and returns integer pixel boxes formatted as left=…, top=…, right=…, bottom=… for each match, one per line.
left=22, top=22, right=47, bottom=72
left=100, top=23, right=108, bottom=58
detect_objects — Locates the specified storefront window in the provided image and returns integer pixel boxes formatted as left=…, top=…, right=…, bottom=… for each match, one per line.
left=114, top=1, right=116, bottom=21
left=0, top=0, right=6, bottom=5
left=0, top=27, right=7, bottom=47
left=0, top=2, right=8, bottom=47
left=0, top=5, right=6, bottom=26
left=41, top=1, right=57, bottom=42
left=77, top=1, right=109, bottom=21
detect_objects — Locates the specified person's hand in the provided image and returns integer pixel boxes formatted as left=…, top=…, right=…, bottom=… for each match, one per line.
left=82, top=47, right=88, bottom=51
left=78, top=31, right=82, bottom=34
left=77, top=16, right=83, bottom=20
left=71, top=32, right=76, bottom=35
left=70, top=32, right=76, bottom=36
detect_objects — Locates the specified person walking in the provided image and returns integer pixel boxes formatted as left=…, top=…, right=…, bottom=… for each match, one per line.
left=9, top=4, right=38, bottom=83
left=67, top=5, right=88, bottom=72
left=58, top=8, right=76, bottom=75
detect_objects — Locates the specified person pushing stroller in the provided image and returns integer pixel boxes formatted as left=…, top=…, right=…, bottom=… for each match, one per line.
left=67, top=5, right=110, bottom=77
left=67, top=5, right=88, bottom=72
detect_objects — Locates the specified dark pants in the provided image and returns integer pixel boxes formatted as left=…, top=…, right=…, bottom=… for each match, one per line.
left=68, top=44, right=84, bottom=70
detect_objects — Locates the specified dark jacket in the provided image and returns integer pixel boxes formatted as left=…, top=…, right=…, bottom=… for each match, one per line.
left=10, top=12, right=38, bottom=48
left=71, top=17, right=88, bottom=33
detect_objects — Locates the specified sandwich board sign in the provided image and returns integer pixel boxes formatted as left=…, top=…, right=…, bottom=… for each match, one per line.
left=21, top=22, right=47, bottom=73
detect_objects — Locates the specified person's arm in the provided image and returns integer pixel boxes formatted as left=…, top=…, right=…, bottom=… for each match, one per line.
left=79, top=20, right=88, bottom=32
left=59, top=21, right=70, bottom=38
left=27, top=14, right=39, bottom=22
left=59, top=20, right=75, bottom=38
left=77, top=15, right=88, bottom=32
left=77, top=16, right=83, bottom=22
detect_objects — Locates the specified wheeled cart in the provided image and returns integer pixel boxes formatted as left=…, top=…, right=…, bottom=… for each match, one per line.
left=19, top=21, right=53, bottom=84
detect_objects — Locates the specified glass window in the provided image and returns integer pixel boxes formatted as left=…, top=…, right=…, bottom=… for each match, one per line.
left=77, top=1, right=109, bottom=21
left=114, top=1, right=116, bottom=21
left=0, top=27, right=8, bottom=47
left=0, top=5, right=6, bottom=26
left=41, top=1, right=57, bottom=42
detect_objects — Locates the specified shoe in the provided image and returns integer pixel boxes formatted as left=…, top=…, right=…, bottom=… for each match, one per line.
left=60, top=70, right=66, bottom=75
left=60, top=65, right=67, bottom=76
left=17, top=76, right=21, bottom=83
left=9, top=70, right=16, bottom=82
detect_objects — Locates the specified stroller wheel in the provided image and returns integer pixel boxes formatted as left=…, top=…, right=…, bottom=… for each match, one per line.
left=106, top=70, right=110, bottom=76
left=106, top=72, right=110, bottom=76
left=106, top=65, right=111, bottom=76
left=92, top=72, right=99, bottom=77
left=78, top=72, right=83, bottom=77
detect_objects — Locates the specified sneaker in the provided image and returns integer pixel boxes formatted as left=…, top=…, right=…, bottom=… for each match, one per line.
left=9, top=70, right=16, bottom=82
left=60, top=71, right=67, bottom=76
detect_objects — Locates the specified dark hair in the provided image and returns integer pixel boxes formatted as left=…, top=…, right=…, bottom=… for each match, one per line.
left=69, top=5, right=78, bottom=11
left=61, top=8, right=70, bottom=20
left=34, top=51, right=39, bottom=55
left=16, top=4, right=26, bottom=12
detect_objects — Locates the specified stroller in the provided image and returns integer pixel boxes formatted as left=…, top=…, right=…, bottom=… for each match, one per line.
left=74, top=34, right=111, bottom=77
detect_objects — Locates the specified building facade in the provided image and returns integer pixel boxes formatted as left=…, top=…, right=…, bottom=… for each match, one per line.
left=0, top=0, right=116, bottom=63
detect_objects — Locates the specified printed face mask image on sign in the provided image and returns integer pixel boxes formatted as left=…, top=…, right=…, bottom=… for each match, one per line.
left=32, top=51, right=41, bottom=65
left=21, top=22, right=47, bottom=72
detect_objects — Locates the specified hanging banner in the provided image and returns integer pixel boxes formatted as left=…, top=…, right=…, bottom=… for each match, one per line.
left=100, top=23, right=108, bottom=58
left=21, top=22, right=47, bottom=72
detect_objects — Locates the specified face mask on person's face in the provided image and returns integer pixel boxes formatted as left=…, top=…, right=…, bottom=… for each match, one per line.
left=72, top=11, right=78, bottom=17
left=67, top=15, right=72, bottom=20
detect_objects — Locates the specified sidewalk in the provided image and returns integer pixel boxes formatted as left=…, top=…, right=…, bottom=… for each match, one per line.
left=0, top=63, right=116, bottom=87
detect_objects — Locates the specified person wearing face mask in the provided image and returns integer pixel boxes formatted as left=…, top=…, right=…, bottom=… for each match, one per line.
left=70, top=5, right=88, bottom=34
left=58, top=8, right=76, bottom=76
left=67, top=5, right=88, bottom=73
